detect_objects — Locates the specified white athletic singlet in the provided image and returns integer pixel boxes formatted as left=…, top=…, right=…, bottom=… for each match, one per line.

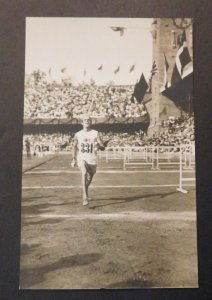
left=76, top=129, right=98, bottom=165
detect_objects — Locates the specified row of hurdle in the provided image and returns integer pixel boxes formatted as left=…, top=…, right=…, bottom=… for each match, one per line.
left=104, top=144, right=196, bottom=193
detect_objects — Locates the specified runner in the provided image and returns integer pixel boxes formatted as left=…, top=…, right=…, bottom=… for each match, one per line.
left=72, top=115, right=105, bottom=205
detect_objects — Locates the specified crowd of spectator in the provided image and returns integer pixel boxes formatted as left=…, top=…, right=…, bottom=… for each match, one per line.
left=102, top=114, right=195, bottom=148
left=23, top=72, right=194, bottom=156
left=23, top=133, right=74, bottom=155
left=148, top=114, right=195, bottom=147
left=24, top=74, right=147, bottom=119
left=23, top=114, right=195, bottom=155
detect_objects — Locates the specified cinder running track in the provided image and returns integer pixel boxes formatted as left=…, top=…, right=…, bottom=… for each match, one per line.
left=20, top=154, right=198, bottom=289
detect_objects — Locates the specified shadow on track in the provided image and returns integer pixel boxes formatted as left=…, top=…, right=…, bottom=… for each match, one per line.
left=20, top=253, right=102, bottom=288
left=89, top=191, right=179, bottom=210
left=23, top=218, right=64, bottom=226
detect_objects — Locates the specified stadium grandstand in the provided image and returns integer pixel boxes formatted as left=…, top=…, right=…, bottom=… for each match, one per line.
left=23, top=69, right=194, bottom=155
left=23, top=18, right=194, bottom=156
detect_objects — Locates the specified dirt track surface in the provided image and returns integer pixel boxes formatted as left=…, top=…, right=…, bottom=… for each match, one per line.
left=20, top=154, right=198, bottom=289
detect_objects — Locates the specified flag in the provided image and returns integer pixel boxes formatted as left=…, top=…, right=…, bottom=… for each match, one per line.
left=163, top=53, right=170, bottom=88
left=114, top=66, right=120, bottom=74
left=171, top=29, right=192, bottom=85
left=150, top=60, right=158, bottom=76
left=129, top=65, right=135, bottom=72
left=111, top=26, right=125, bottom=36
left=98, top=65, right=103, bottom=70
left=132, top=73, right=149, bottom=103
left=148, top=60, right=158, bottom=92
left=61, top=67, right=66, bottom=73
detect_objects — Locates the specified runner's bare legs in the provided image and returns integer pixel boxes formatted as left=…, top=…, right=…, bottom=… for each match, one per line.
left=81, top=161, right=94, bottom=203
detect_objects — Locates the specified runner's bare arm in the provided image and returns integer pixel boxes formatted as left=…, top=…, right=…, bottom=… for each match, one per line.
left=96, top=132, right=106, bottom=151
left=72, top=134, right=78, bottom=166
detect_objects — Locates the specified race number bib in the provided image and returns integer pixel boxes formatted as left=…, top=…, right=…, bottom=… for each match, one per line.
left=80, top=143, right=93, bottom=153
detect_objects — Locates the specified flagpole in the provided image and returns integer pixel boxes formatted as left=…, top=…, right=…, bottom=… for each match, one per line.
left=88, top=98, right=95, bottom=114
left=151, top=78, right=167, bottom=86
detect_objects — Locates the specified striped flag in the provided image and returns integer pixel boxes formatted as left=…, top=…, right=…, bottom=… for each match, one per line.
left=114, top=66, right=120, bottom=74
left=163, top=53, right=170, bottom=88
left=148, top=60, right=158, bottom=92
left=150, top=60, right=158, bottom=76
left=171, top=29, right=192, bottom=86
left=129, top=65, right=135, bottom=72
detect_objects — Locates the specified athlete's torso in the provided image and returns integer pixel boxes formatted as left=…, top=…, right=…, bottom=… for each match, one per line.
left=76, top=129, right=98, bottom=164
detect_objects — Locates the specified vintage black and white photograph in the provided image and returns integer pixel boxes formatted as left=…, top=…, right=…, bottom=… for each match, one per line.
left=20, top=17, right=198, bottom=289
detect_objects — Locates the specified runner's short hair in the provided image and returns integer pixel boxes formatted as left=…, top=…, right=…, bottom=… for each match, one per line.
left=81, top=114, right=92, bottom=123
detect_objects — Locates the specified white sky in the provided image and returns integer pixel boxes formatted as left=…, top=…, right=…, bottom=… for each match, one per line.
left=25, top=18, right=153, bottom=85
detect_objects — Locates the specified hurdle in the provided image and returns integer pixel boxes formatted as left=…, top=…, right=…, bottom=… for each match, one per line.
left=177, top=145, right=196, bottom=193
left=105, top=147, right=125, bottom=162
left=183, top=143, right=195, bottom=170
left=155, top=146, right=180, bottom=170
left=123, top=146, right=155, bottom=170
